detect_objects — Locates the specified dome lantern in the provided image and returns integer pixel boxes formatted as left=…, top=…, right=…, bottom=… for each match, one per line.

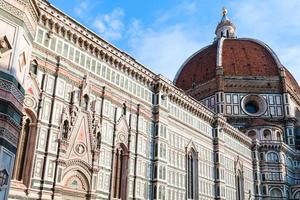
left=215, top=7, right=236, bottom=39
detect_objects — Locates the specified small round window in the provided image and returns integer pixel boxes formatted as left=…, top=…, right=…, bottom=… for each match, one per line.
left=241, top=94, right=267, bottom=116
left=245, top=101, right=259, bottom=114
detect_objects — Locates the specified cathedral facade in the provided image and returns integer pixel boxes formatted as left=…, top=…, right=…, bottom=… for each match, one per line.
left=0, top=1, right=299, bottom=200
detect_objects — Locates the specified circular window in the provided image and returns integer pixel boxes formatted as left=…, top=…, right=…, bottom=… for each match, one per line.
left=241, top=94, right=267, bottom=116
left=245, top=101, right=259, bottom=114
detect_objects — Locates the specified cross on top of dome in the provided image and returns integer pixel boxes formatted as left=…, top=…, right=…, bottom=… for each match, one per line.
left=222, top=7, right=228, bottom=18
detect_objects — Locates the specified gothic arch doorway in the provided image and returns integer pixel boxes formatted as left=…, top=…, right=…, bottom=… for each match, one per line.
left=111, top=143, right=129, bottom=200
left=62, top=170, right=90, bottom=200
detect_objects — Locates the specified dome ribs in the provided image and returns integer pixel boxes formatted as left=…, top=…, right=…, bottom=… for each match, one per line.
left=175, top=38, right=286, bottom=96
left=175, top=43, right=217, bottom=90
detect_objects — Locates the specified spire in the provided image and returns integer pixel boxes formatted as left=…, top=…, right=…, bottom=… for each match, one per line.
left=222, top=7, right=228, bottom=21
left=215, top=7, right=236, bottom=39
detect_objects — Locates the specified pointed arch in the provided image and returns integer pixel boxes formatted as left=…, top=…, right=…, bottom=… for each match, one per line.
left=83, top=94, right=89, bottom=110
left=64, top=170, right=90, bottom=191
left=112, top=143, right=129, bottom=199
left=236, top=169, right=244, bottom=200
left=62, top=120, right=69, bottom=139
left=235, top=157, right=244, bottom=200
left=96, top=131, right=101, bottom=149
left=13, top=108, right=38, bottom=187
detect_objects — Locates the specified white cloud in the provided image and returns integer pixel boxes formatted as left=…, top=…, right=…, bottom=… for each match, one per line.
left=127, top=24, right=204, bottom=81
left=74, top=0, right=89, bottom=17
left=230, top=0, right=300, bottom=83
left=277, top=47, right=300, bottom=74
left=93, top=8, right=125, bottom=41
left=125, top=1, right=206, bottom=81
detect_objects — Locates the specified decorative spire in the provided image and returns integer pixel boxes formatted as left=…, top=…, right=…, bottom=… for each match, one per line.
left=215, top=7, right=236, bottom=39
left=222, top=7, right=228, bottom=17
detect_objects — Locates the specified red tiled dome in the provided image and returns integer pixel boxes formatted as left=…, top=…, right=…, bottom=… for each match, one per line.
left=174, top=38, right=281, bottom=91
left=285, top=67, right=300, bottom=95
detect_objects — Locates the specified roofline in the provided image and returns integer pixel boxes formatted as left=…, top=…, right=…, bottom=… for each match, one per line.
left=40, top=0, right=157, bottom=77
left=239, top=38, right=283, bottom=68
left=173, top=44, right=213, bottom=84
left=173, top=37, right=284, bottom=85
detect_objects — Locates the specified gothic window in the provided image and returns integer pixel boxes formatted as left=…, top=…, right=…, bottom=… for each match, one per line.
left=96, top=132, right=101, bottom=149
left=236, top=170, right=244, bottom=200
left=187, top=148, right=198, bottom=199
left=83, top=94, right=89, bottom=110
left=15, top=118, right=30, bottom=181
left=30, top=60, right=38, bottom=75
left=122, top=103, right=127, bottom=115
left=112, top=144, right=128, bottom=199
left=153, top=185, right=157, bottom=199
left=62, top=120, right=69, bottom=140
left=263, top=129, right=272, bottom=140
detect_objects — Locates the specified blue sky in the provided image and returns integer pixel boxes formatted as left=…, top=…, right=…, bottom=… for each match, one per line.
left=49, top=0, right=300, bottom=83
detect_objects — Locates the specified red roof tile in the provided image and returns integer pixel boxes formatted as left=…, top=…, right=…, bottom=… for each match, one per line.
left=175, top=39, right=281, bottom=90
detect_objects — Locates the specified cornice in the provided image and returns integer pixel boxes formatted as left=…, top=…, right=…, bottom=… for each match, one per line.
left=155, top=75, right=215, bottom=124
left=215, top=114, right=253, bottom=147
left=37, top=1, right=157, bottom=88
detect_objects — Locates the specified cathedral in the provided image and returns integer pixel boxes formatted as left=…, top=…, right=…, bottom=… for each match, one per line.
left=0, top=0, right=300, bottom=199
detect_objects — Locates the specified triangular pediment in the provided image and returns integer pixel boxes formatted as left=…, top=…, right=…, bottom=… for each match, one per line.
left=186, top=139, right=198, bottom=153
left=65, top=113, right=92, bottom=165
left=116, top=115, right=129, bottom=133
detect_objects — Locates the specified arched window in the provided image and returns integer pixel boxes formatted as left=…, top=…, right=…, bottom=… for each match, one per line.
left=294, top=191, right=300, bottom=200
left=15, top=118, right=31, bottom=181
left=30, top=60, right=38, bottom=75
left=187, top=148, right=198, bottom=199
left=122, top=103, right=127, bottom=115
left=236, top=170, right=244, bottom=200
left=62, top=120, right=69, bottom=140
left=96, top=132, right=101, bottom=149
left=270, top=188, right=282, bottom=199
left=248, top=130, right=256, bottom=139
left=267, top=152, right=279, bottom=162
left=263, top=129, right=272, bottom=140
left=276, top=132, right=281, bottom=141
left=83, top=94, right=89, bottom=110
left=153, top=185, right=157, bottom=199
left=112, top=144, right=128, bottom=199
